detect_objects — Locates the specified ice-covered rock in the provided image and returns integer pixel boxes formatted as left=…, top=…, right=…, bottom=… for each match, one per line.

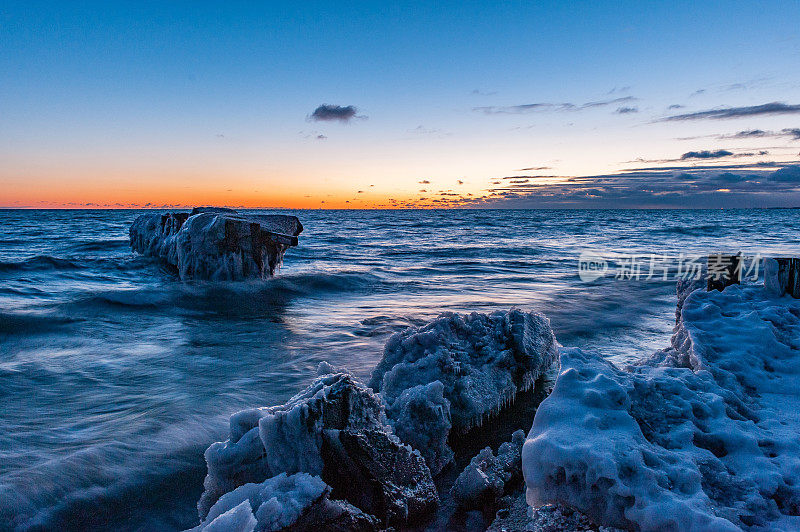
left=452, top=429, right=525, bottom=510
left=199, top=372, right=386, bottom=516
left=321, top=428, right=439, bottom=526
left=129, top=208, right=302, bottom=280
left=523, top=284, right=800, bottom=531
left=385, top=381, right=454, bottom=476
left=189, top=472, right=379, bottom=532
left=198, top=372, right=438, bottom=528
left=370, top=310, right=558, bottom=434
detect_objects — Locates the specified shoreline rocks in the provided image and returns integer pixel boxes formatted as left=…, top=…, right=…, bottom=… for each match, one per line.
left=129, top=208, right=302, bottom=280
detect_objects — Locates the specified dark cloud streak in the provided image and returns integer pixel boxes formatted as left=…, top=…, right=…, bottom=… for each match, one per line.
left=659, top=102, right=800, bottom=121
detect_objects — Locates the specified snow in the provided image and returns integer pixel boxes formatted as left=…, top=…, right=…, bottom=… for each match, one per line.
left=129, top=209, right=302, bottom=280
left=195, top=501, right=257, bottom=532
left=523, top=282, right=800, bottom=531
left=190, top=472, right=379, bottom=532
left=370, top=309, right=558, bottom=433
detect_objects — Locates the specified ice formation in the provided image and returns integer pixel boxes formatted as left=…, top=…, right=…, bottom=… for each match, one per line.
left=523, top=282, right=800, bottom=531
left=370, top=309, right=558, bottom=433
left=197, top=372, right=438, bottom=528
left=452, top=429, right=525, bottom=510
left=189, top=472, right=379, bottom=532
left=129, top=207, right=302, bottom=280
left=385, top=381, right=454, bottom=476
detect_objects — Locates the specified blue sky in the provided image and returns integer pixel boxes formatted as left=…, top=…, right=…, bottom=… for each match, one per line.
left=1, top=1, right=799, bottom=207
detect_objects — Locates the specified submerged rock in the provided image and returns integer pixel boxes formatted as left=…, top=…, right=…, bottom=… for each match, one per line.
left=523, top=283, right=800, bottom=531
left=129, top=208, right=302, bottom=280
left=370, top=309, right=558, bottom=434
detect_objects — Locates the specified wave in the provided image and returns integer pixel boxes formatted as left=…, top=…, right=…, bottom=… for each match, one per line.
left=0, top=311, right=79, bottom=335
left=0, top=255, right=81, bottom=273
left=67, top=271, right=382, bottom=313
left=0, top=413, right=227, bottom=531
left=654, top=224, right=719, bottom=236
left=68, top=239, right=130, bottom=253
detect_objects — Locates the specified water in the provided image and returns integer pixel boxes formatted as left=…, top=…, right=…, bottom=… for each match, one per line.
left=1, top=208, right=798, bottom=530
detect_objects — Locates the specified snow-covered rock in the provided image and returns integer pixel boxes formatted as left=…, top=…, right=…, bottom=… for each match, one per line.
left=452, top=429, right=525, bottom=510
left=523, top=283, right=800, bottom=531
left=190, top=472, right=379, bottom=532
left=385, top=381, right=454, bottom=476
left=370, top=310, right=558, bottom=434
left=197, top=372, right=438, bottom=528
left=129, top=208, right=302, bottom=280
left=199, top=373, right=386, bottom=517
left=321, top=428, right=439, bottom=526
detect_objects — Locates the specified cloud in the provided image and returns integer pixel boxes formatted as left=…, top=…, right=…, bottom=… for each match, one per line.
left=316, top=134, right=327, bottom=140
left=475, top=161, right=800, bottom=209
left=474, top=96, right=636, bottom=115
left=419, top=180, right=430, bottom=184
left=309, top=104, right=359, bottom=122
left=770, top=165, right=800, bottom=182
left=516, top=166, right=551, bottom=171
left=668, top=104, right=685, bottom=110
left=680, top=149, right=734, bottom=160
left=615, top=106, right=639, bottom=114
left=659, top=102, right=800, bottom=121
left=457, top=180, right=464, bottom=185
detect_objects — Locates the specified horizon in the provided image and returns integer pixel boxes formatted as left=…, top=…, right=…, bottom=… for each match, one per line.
left=2, top=1, right=800, bottom=209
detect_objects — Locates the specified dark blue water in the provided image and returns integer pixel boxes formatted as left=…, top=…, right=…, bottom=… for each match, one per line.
left=1, top=209, right=798, bottom=531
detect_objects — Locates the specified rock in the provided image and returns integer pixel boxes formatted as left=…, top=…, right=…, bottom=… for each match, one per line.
left=451, top=429, right=525, bottom=510
left=198, top=372, right=438, bottom=529
left=189, top=472, right=380, bottom=532
left=199, top=373, right=387, bottom=517
left=129, top=208, right=302, bottom=280
left=523, top=283, right=800, bottom=531
left=385, top=381, right=454, bottom=476
left=321, top=428, right=439, bottom=527
left=370, top=309, right=558, bottom=434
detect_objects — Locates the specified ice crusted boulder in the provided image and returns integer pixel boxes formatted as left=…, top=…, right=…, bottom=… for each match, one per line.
left=370, top=310, right=558, bottom=433
left=523, top=284, right=800, bottom=531
left=385, top=381, right=454, bottom=476
left=321, top=428, right=439, bottom=526
left=189, top=472, right=379, bottom=532
left=198, top=372, right=438, bottom=527
left=452, top=429, right=525, bottom=510
left=129, top=208, right=302, bottom=280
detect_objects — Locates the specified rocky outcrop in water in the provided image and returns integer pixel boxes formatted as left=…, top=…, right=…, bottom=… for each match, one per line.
left=129, top=207, right=302, bottom=280
left=188, top=309, right=561, bottom=531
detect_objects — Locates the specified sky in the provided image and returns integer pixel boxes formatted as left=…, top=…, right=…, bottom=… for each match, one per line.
left=1, top=1, right=800, bottom=209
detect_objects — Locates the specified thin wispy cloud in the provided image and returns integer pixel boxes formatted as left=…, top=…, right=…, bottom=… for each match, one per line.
left=722, top=128, right=800, bottom=140
left=659, top=102, right=800, bottom=121
left=615, top=106, right=639, bottom=114
left=309, top=104, right=360, bottom=122
left=474, top=96, right=637, bottom=115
